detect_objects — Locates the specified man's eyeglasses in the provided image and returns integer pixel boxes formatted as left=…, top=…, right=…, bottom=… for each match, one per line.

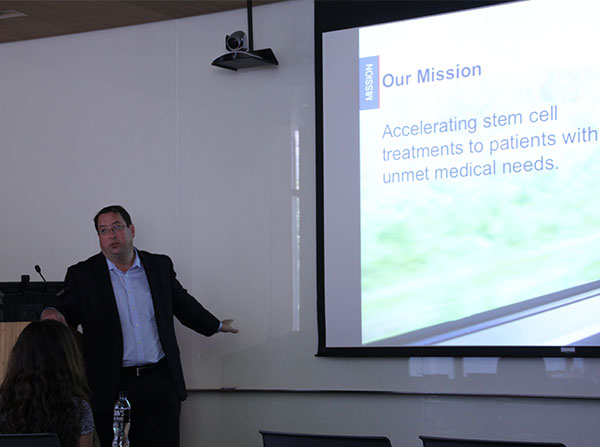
left=98, top=224, right=127, bottom=236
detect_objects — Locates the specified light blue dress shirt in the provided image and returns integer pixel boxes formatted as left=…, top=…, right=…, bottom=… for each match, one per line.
left=106, top=250, right=165, bottom=367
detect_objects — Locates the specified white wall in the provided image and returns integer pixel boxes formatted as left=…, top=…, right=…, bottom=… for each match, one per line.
left=181, top=392, right=599, bottom=447
left=0, top=1, right=599, bottom=446
left=0, top=17, right=180, bottom=278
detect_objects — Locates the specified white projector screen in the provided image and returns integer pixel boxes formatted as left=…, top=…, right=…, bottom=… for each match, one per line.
left=317, top=0, right=600, bottom=356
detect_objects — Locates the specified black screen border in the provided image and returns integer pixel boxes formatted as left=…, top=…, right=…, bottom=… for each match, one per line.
left=314, top=0, right=600, bottom=358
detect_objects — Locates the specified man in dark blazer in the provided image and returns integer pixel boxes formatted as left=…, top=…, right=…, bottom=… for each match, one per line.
left=42, top=205, right=238, bottom=447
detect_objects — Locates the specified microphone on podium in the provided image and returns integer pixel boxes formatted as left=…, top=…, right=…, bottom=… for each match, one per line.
left=34, top=264, right=47, bottom=282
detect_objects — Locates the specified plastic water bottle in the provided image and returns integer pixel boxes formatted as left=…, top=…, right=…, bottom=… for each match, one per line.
left=112, top=391, right=131, bottom=447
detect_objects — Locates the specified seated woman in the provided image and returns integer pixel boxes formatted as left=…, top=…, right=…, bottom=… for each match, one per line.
left=0, top=319, right=94, bottom=447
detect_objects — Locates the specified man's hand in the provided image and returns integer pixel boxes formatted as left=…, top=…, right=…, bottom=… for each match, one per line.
left=40, top=308, right=67, bottom=325
left=219, top=319, right=239, bottom=333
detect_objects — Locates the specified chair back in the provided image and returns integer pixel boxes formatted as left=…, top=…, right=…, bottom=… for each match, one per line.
left=0, top=433, right=61, bottom=446
left=260, top=430, right=392, bottom=447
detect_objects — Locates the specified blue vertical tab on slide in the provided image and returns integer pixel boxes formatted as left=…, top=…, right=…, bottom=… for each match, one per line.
left=359, top=56, right=379, bottom=110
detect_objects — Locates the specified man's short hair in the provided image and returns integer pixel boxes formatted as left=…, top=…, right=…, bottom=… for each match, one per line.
left=93, top=205, right=132, bottom=232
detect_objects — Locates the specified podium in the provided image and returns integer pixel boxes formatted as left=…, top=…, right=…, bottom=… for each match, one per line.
left=0, top=322, right=30, bottom=381
left=0, top=281, right=63, bottom=322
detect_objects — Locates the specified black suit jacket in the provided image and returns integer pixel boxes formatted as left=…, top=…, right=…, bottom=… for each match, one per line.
left=58, top=250, right=220, bottom=412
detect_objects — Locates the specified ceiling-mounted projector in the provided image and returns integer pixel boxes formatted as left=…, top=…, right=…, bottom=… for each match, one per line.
left=212, top=48, right=278, bottom=71
left=212, top=0, right=278, bottom=71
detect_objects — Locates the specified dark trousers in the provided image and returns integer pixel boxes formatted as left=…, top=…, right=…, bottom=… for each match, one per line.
left=94, top=362, right=181, bottom=447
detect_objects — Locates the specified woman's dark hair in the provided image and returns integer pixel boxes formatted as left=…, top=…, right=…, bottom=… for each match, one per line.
left=93, top=204, right=132, bottom=232
left=0, top=320, right=90, bottom=447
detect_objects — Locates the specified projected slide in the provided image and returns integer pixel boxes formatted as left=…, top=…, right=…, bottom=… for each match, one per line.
left=321, top=0, right=600, bottom=352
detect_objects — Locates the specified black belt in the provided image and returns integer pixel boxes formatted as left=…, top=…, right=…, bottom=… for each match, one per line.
left=122, top=358, right=167, bottom=377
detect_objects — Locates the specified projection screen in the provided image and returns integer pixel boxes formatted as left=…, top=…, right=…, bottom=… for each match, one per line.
left=317, top=0, right=600, bottom=357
